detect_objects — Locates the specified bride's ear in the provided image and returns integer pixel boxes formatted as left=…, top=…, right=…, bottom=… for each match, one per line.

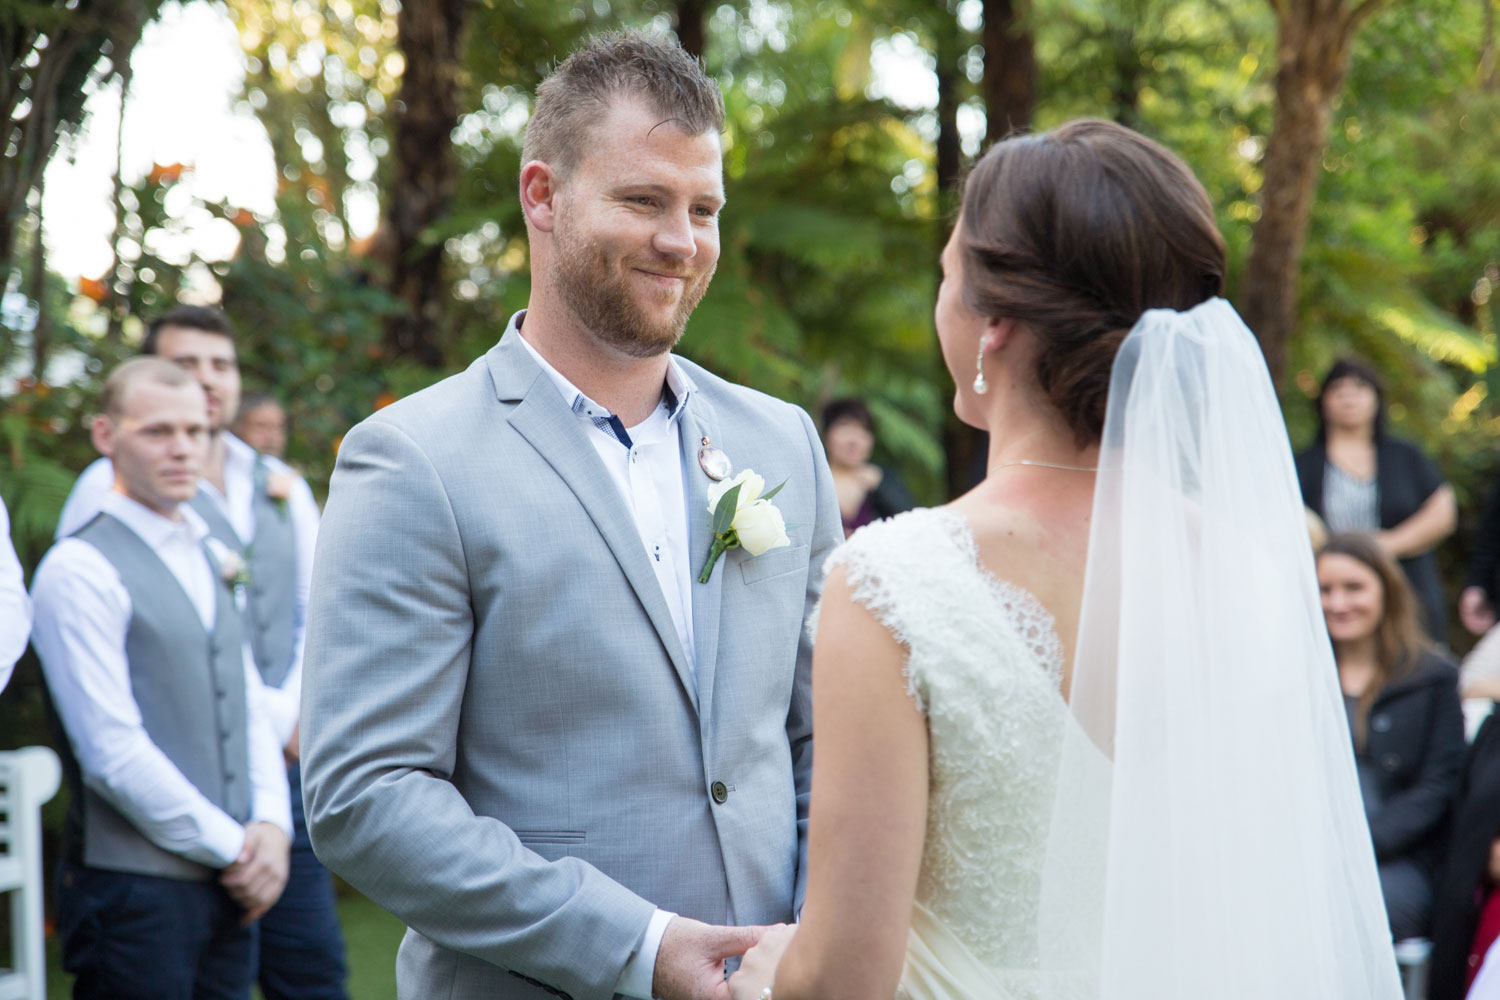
left=984, top=316, right=1019, bottom=353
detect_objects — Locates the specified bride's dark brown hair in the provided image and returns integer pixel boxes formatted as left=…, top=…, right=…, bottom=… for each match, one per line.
left=958, top=119, right=1227, bottom=444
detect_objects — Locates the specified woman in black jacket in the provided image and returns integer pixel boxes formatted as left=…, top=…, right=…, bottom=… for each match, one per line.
left=1297, top=359, right=1456, bottom=643
left=1318, top=533, right=1466, bottom=940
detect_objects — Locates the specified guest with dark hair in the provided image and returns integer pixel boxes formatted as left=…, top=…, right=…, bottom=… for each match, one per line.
left=1317, top=532, right=1465, bottom=941
left=1296, top=359, right=1456, bottom=643
left=821, top=397, right=914, bottom=537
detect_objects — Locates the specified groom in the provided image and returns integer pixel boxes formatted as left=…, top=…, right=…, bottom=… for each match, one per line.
left=300, top=30, right=842, bottom=1000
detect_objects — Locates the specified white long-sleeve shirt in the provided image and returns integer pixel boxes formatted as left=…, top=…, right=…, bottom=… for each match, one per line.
left=54, top=433, right=318, bottom=745
left=30, top=490, right=292, bottom=867
left=0, top=497, right=30, bottom=692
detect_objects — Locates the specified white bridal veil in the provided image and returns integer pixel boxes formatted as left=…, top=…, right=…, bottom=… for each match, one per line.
left=1038, top=299, right=1403, bottom=998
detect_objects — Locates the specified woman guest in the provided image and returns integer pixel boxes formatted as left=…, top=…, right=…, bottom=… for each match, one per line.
left=1318, top=532, right=1466, bottom=940
left=1430, top=712, right=1500, bottom=999
left=822, top=397, right=914, bottom=537
left=1296, top=359, right=1456, bottom=643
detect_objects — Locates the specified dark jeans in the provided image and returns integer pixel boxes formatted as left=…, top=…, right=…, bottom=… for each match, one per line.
left=256, top=762, right=349, bottom=1000
left=57, top=861, right=254, bottom=1000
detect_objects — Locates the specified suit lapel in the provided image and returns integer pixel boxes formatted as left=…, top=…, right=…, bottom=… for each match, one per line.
left=489, top=332, right=699, bottom=712
left=679, top=395, right=723, bottom=725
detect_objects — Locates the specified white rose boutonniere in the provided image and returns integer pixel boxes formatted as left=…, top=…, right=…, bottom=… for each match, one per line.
left=697, top=468, right=791, bottom=583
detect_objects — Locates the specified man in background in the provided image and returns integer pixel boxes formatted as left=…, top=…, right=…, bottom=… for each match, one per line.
left=30, top=357, right=291, bottom=998
left=233, top=392, right=287, bottom=460
left=54, top=305, right=345, bottom=1000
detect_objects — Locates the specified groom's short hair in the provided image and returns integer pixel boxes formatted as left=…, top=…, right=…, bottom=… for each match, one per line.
left=522, top=31, right=724, bottom=179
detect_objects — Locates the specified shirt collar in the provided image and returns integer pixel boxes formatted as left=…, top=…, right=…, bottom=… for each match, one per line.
left=101, top=489, right=209, bottom=548
left=508, top=310, right=694, bottom=448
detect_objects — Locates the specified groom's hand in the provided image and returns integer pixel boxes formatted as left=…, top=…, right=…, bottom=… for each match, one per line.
left=652, top=917, right=770, bottom=1000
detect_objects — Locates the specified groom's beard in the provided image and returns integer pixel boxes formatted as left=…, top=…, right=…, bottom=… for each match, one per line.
left=552, top=224, right=714, bottom=359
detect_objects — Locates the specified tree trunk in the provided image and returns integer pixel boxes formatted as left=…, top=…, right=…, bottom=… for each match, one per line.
left=1481, top=0, right=1498, bottom=90
left=932, top=12, right=985, bottom=498
left=982, top=0, right=1035, bottom=143
left=1110, top=26, right=1142, bottom=128
left=381, top=0, right=468, bottom=367
left=30, top=172, right=50, bottom=380
left=675, top=0, right=706, bottom=60
left=1240, top=0, right=1387, bottom=384
left=106, top=56, right=133, bottom=346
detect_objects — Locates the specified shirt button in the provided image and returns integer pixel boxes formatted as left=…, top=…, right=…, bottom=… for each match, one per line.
left=1371, top=714, right=1391, bottom=733
left=711, top=781, right=729, bottom=804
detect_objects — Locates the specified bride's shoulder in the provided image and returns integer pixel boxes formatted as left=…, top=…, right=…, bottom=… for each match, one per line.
left=825, top=506, right=973, bottom=581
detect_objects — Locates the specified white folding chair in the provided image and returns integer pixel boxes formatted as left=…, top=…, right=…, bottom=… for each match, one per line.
left=0, top=747, right=62, bottom=1000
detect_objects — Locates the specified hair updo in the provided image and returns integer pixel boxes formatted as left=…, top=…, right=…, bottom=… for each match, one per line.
left=959, top=119, right=1227, bottom=444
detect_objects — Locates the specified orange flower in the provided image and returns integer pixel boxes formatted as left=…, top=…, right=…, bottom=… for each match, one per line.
left=231, top=209, right=256, bottom=227
left=78, top=277, right=109, bottom=302
left=374, top=392, right=397, bottom=411
left=148, top=162, right=188, bottom=185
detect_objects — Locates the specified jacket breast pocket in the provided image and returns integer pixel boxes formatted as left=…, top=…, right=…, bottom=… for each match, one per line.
left=739, top=545, right=810, bottom=586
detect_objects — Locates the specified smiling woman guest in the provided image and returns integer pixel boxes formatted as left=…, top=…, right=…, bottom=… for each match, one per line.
left=1318, top=532, right=1465, bottom=941
left=1297, top=359, right=1457, bottom=643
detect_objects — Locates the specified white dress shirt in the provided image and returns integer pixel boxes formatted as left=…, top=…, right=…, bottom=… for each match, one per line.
left=0, top=497, right=31, bottom=692
left=516, top=320, right=694, bottom=1000
left=53, top=433, right=318, bottom=746
left=30, top=491, right=293, bottom=867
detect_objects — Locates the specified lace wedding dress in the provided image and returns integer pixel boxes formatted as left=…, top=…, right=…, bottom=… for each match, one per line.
left=822, top=505, right=1093, bottom=1000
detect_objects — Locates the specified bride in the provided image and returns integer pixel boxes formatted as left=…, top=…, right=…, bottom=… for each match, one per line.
left=727, top=119, right=1402, bottom=1000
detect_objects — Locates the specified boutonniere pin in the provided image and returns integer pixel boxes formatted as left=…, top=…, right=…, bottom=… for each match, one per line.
left=697, top=469, right=791, bottom=583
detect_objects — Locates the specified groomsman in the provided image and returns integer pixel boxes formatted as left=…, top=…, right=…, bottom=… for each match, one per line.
left=30, top=357, right=292, bottom=999
left=233, top=392, right=288, bottom=459
left=54, top=305, right=346, bottom=1000
left=0, top=496, right=29, bottom=692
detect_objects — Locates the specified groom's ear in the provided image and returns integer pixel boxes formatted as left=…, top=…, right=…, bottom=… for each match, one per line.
left=520, top=161, right=561, bottom=233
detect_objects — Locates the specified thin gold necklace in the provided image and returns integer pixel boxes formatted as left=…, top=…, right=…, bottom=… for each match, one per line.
left=996, top=459, right=1098, bottom=472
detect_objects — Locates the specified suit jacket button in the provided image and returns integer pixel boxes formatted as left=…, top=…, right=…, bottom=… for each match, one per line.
left=1381, top=753, right=1401, bottom=772
left=1371, top=714, right=1391, bottom=733
left=710, top=780, right=729, bottom=804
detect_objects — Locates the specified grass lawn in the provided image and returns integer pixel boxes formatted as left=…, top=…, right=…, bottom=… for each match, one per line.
left=44, top=882, right=407, bottom=1000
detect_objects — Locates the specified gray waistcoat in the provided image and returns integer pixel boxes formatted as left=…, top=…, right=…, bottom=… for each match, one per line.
left=188, top=470, right=299, bottom=687
left=69, top=512, right=252, bottom=881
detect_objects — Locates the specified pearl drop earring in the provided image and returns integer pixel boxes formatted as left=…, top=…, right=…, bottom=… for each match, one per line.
left=973, top=343, right=989, bottom=395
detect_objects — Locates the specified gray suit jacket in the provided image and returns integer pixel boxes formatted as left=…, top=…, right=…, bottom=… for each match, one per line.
left=301, top=326, right=842, bottom=1000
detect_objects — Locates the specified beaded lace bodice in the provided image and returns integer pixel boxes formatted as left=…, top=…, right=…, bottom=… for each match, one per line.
left=819, top=507, right=1069, bottom=980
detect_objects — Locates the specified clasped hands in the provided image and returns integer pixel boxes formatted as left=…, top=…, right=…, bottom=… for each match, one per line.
left=220, top=820, right=291, bottom=925
left=652, top=916, right=799, bottom=1000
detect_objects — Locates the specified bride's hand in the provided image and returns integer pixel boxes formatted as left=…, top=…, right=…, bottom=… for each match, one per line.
left=727, top=924, right=797, bottom=1000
